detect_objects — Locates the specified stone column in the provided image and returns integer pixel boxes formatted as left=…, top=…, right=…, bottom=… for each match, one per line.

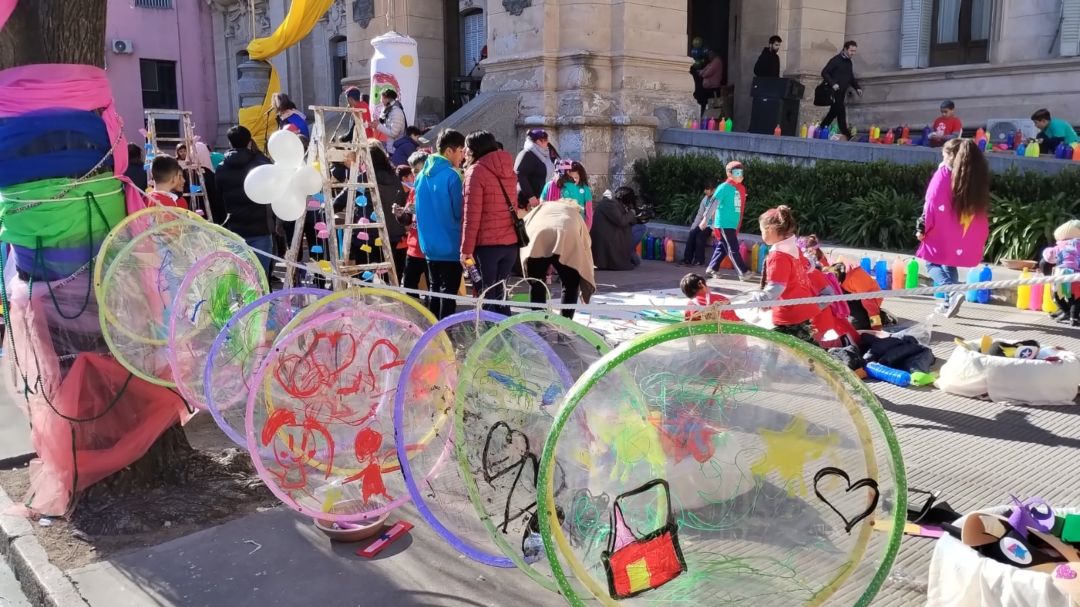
left=480, top=0, right=698, bottom=189
left=782, top=0, right=849, bottom=126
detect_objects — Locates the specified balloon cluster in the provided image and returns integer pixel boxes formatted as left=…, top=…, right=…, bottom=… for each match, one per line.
left=243, top=130, right=324, bottom=221
left=93, top=207, right=906, bottom=606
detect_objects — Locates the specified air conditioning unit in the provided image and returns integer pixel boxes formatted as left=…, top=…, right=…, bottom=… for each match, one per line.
left=986, top=118, right=1037, bottom=145
left=111, top=39, right=134, bottom=55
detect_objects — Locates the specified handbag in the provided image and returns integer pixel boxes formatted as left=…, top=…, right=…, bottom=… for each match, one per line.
left=485, top=165, right=530, bottom=248
left=601, top=479, right=686, bottom=599
left=814, top=81, right=835, bottom=107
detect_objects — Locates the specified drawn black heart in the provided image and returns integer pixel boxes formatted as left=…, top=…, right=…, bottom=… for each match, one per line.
left=813, top=467, right=880, bottom=533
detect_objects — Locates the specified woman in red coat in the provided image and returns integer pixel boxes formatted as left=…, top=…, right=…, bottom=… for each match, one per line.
left=461, top=131, right=520, bottom=316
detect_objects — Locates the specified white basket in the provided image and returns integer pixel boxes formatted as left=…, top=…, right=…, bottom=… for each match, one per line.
left=936, top=342, right=1080, bottom=406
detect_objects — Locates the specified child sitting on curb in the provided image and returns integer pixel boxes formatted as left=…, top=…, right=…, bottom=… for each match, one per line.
left=680, top=272, right=739, bottom=322
left=679, top=179, right=718, bottom=267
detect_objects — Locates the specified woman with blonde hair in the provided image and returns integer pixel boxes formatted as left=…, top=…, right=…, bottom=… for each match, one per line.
left=915, top=137, right=991, bottom=318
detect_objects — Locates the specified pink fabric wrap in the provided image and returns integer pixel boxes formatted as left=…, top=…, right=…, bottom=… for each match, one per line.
left=0, top=62, right=145, bottom=215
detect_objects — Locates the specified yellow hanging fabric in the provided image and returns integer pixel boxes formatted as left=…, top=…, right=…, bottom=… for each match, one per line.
left=238, top=0, right=335, bottom=147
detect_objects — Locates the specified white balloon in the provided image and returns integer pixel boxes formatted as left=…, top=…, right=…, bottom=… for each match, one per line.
left=272, top=192, right=307, bottom=222
left=244, top=164, right=287, bottom=205
left=267, top=130, right=304, bottom=168
left=291, top=166, right=324, bottom=196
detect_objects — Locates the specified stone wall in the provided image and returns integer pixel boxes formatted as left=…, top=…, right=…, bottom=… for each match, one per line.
left=657, top=129, right=1078, bottom=176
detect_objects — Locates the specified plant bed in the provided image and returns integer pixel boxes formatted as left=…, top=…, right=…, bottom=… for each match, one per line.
left=0, top=414, right=276, bottom=571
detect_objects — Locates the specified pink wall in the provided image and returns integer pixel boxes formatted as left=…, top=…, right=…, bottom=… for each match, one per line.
left=105, top=0, right=218, bottom=150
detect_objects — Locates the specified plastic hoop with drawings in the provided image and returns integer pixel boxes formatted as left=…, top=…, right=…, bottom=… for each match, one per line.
left=167, top=250, right=268, bottom=411
left=203, top=287, right=331, bottom=447
left=536, top=321, right=905, bottom=606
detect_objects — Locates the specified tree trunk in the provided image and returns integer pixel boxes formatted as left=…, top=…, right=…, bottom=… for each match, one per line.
left=0, top=0, right=198, bottom=509
left=0, top=0, right=107, bottom=70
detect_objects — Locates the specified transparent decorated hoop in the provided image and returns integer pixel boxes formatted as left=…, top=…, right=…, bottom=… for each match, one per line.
left=536, top=321, right=906, bottom=607
left=454, top=311, right=611, bottom=591
left=203, top=287, right=330, bottom=446
left=94, top=206, right=260, bottom=386
left=167, top=250, right=268, bottom=411
left=244, top=304, right=434, bottom=522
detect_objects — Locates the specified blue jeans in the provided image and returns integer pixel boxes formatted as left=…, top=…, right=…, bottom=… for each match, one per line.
left=245, top=234, right=274, bottom=279
left=473, top=244, right=519, bottom=316
left=631, top=224, right=647, bottom=266
left=926, top=263, right=958, bottom=300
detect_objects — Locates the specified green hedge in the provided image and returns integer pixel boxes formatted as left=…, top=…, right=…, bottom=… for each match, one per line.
left=632, top=154, right=1080, bottom=262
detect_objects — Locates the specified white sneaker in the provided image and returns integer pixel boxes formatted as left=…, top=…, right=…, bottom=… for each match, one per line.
left=945, top=292, right=965, bottom=318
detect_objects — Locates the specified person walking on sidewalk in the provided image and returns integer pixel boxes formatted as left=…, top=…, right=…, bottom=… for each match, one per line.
left=707, top=161, right=752, bottom=281
left=819, top=41, right=862, bottom=140
left=415, top=129, right=467, bottom=320
left=915, top=138, right=990, bottom=318
left=680, top=178, right=718, bottom=266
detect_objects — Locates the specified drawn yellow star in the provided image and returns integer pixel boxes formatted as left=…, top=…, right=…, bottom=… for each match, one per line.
left=750, top=415, right=839, bottom=496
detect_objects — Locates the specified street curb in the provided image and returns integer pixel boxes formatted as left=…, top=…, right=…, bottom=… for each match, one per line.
left=0, top=484, right=89, bottom=607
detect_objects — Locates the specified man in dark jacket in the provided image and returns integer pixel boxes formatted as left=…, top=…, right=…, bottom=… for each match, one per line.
left=215, top=125, right=273, bottom=277
left=819, top=40, right=862, bottom=140
left=753, top=35, right=782, bottom=78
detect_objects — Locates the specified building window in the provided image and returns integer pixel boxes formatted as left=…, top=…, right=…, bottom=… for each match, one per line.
left=461, top=9, right=485, bottom=76
left=930, top=0, right=990, bottom=66
left=134, top=0, right=173, bottom=8
left=331, top=36, right=348, bottom=101
left=140, top=59, right=179, bottom=138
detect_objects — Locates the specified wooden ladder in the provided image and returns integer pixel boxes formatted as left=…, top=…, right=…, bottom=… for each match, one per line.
left=285, top=105, right=397, bottom=289
left=144, top=109, right=213, bottom=221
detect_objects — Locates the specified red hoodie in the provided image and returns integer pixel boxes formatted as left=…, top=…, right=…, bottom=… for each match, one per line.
left=461, top=150, right=519, bottom=255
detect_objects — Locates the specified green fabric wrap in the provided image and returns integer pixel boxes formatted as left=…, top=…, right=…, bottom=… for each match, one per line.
left=0, top=177, right=126, bottom=249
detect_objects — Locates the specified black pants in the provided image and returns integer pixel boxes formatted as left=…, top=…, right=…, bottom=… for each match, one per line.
left=819, top=99, right=851, bottom=139
left=1039, top=132, right=1066, bottom=153
left=390, top=244, right=407, bottom=281
left=524, top=255, right=581, bottom=319
left=474, top=245, right=519, bottom=317
left=682, top=226, right=710, bottom=265
left=426, top=260, right=462, bottom=320
left=402, top=255, right=429, bottom=299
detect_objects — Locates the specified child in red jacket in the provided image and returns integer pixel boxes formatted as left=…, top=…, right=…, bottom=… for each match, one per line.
left=680, top=273, right=739, bottom=322
left=148, top=155, right=188, bottom=210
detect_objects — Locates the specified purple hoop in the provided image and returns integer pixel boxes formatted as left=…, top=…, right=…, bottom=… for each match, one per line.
left=167, top=250, right=266, bottom=411
left=245, top=306, right=423, bottom=522
left=203, top=287, right=331, bottom=447
left=392, top=311, right=575, bottom=567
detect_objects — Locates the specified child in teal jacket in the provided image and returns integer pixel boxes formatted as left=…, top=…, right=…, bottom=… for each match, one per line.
left=706, top=161, right=752, bottom=280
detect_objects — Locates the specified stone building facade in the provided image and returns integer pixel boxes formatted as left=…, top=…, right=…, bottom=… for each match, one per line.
left=732, top=0, right=1080, bottom=131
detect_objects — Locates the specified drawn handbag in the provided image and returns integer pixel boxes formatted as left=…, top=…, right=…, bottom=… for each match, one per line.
left=601, top=479, right=687, bottom=599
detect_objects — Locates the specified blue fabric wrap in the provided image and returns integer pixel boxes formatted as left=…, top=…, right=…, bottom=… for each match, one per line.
left=0, top=109, right=113, bottom=188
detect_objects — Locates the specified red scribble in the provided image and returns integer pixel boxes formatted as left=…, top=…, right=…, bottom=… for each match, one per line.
left=261, top=408, right=336, bottom=490
left=337, top=338, right=405, bottom=396
left=274, top=330, right=358, bottom=398
left=343, top=428, right=392, bottom=504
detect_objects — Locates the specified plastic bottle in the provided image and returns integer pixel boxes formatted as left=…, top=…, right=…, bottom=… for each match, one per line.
left=874, top=257, right=889, bottom=289
left=901, top=125, right=910, bottom=141
left=865, top=362, right=912, bottom=387
left=891, top=258, right=906, bottom=290
left=800, top=123, right=808, bottom=138
left=739, top=241, right=750, bottom=266
left=1073, top=144, right=1080, bottom=161
left=725, top=118, right=733, bottom=132
left=978, top=138, right=988, bottom=152
left=464, top=258, right=483, bottom=289
left=653, top=236, right=664, bottom=261
left=774, top=124, right=782, bottom=136
left=707, top=118, right=717, bottom=131
left=717, top=118, right=726, bottom=132
left=1029, top=282, right=1044, bottom=311
left=905, top=258, right=920, bottom=289
left=751, top=243, right=760, bottom=270
left=1026, top=141, right=1041, bottom=157
left=965, top=268, right=980, bottom=303
left=820, top=126, right=831, bottom=140
left=759, top=244, right=770, bottom=273
left=921, top=126, right=931, bottom=146
left=977, top=264, right=992, bottom=304
left=635, top=242, right=642, bottom=258
left=664, top=237, right=676, bottom=262
left=1043, top=282, right=1060, bottom=313
left=1014, top=130, right=1023, bottom=149
left=1017, top=143, right=1026, bottom=157
left=685, top=119, right=693, bottom=129
left=1056, top=142, right=1068, bottom=159
left=975, top=127, right=985, bottom=142
left=860, top=256, right=872, bottom=275
left=642, top=235, right=652, bottom=260
left=883, top=129, right=896, bottom=145
left=869, top=125, right=877, bottom=141
left=691, top=119, right=699, bottom=130
left=1017, top=268, right=1032, bottom=309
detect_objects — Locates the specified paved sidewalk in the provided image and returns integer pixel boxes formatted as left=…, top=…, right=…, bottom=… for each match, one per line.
left=0, top=370, right=32, bottom=466
left=9, top=260, right=1080, bottom=606
left=0, top=559, right=30, bottom=607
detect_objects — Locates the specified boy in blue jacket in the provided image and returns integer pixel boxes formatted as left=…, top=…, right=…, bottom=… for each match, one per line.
left=414, top=129, right=467, bottom=319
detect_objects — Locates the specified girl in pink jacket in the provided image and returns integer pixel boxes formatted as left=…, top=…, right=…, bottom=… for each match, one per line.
left=915, top=138, right=990, bottom=318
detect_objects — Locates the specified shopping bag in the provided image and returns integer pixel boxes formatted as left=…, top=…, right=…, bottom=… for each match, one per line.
left=601, top=479, right=687, bottom=599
